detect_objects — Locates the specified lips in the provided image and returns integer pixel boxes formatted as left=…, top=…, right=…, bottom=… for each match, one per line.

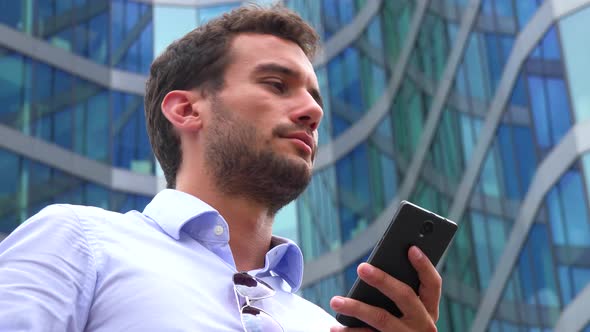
left=283, top=132, right=314, bottom=152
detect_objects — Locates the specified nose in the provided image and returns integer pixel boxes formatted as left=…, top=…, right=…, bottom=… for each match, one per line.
left=289, top=91, right=323, bottom=131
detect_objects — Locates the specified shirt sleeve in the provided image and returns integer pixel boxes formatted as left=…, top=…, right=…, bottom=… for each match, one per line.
left=0, top=205, right=96, bottom=332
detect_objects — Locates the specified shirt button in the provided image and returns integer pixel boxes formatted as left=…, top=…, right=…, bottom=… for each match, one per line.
left=214, top=225, right=224, bottom=236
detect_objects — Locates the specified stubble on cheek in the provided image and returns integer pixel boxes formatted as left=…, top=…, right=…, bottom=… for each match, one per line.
left=204, top=115, right=312, bottom=215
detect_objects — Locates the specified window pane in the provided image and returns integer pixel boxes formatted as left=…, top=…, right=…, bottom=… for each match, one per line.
left=528, top=76, right=550, bottom=148
left=546, top=79, right=571, bottom=145
left=86, top=91, right=109, bottom=161
left=0, top=52, right=26, bottom=129
left=560, top=171, right=590, bottom=246
left=560, top=6, right=590, bottom=122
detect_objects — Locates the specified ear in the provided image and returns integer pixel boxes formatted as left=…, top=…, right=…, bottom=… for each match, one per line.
left=161, top=90, right=203, bottom=132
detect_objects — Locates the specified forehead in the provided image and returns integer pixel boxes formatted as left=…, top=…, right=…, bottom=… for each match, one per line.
left=227, top=33, right=318, bottom=85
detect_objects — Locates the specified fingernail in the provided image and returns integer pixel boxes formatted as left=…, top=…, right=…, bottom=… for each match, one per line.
left=359, top=263, right=375, bottom=277
left=331, top=297, right=345, bottom=309
left=411, top=246, right=423, bottom=260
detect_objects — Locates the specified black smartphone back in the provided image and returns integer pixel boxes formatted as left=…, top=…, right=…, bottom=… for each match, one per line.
left=335, top=200, right=457, bottom=328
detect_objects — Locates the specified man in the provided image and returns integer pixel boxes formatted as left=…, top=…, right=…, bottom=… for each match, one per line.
left=0, top=5, right=441, bottom=332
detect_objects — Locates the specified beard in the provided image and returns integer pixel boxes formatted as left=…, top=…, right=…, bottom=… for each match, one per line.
left=204, top=96, right=314, bottom=216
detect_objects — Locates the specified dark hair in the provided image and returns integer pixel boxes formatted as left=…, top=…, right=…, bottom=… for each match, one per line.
left=144, top=4, right=320, bottom=188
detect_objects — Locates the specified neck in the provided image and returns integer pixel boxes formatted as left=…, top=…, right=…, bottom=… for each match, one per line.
left=177, top=181, right=275, bottom=272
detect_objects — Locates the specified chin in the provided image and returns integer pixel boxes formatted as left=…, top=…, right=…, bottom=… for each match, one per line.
left=287, top=153, right=313, bottom=170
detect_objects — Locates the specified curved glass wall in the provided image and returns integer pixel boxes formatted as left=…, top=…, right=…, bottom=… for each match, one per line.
left=0, top=0, right=157, bottom=236
left=436, top=28, right=561, bottom=332
left=153, top=2, right=242, bottom=56
left=301, top=273, right=344, bottom=315
left=0, top=47, right=155, bottom=173
left=0, top=147, right=151, bottom=235
left=111, top=0, right=153, bottom=73
left=408, top=1, right=457, bottom=84
left=285, top=0, right=324, bottom=37
left=296, top=0, right=417, bottom=261
left=299, top=1, right=590, bottom=331
left=381, top=1, right=414, bottom=66
left=560, top=6, right=590, bottom=122
left=319, top=1, right=414, bottom=137
left=0, top=0, right=152, bottom=74
left=112, top=91, right=153, bottom=172
left=477, top=7, right=590, bottom=329
left=440, top=0, right=472, bottom=19
left=437, top=16, right=573, bottom=329
left=319, top=0, right=362, bottom=40
left=489, top=160, right=590, bottom=330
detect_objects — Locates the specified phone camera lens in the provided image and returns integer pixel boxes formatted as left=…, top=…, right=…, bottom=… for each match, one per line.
left=420, top=220, right=435, bottom=235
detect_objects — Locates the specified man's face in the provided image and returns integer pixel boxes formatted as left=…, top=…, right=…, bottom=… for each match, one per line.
left=202, top=33, right=324, bottom=214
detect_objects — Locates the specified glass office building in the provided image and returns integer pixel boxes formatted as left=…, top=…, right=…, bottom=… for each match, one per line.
left=297, top=0, right=590, bottom=331
left=2, top=0, right=590, bottom=331
left=0, top=0, right=158, bottom=239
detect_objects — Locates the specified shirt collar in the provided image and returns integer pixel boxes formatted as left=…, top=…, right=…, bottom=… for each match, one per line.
left=143, top=189, right=223, bottom=241
left=253, top=235, right=304, bottom=292
left=143, top=189, right=304, bottom=291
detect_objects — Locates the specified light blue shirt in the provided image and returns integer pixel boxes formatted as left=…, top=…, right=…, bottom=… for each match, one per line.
left=0, top=189, right=338, bottom=331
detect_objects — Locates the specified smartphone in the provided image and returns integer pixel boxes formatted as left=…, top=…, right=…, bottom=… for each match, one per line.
left=335, top=200, right=457, bottom=328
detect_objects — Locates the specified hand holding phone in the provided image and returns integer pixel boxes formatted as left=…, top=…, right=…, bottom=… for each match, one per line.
left=334, top=201, right=457, bottom=329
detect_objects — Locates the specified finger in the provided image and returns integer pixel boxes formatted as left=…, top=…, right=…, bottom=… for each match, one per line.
left=330, top=325, right=374, bottom=332
left=330, top=327, right=373, bottom=332
left=330, top=296, right=408, bottom=332
left=330, top=327, right=374, bottom=332
left=408, top=246, right=442, bottom=321
left=356, top=263, right=428, bottom=321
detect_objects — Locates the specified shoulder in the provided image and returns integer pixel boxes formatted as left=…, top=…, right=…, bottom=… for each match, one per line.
left=3, top=204, right=105, bottom=251
left=44, top=204, right=124, bottom=220
left=0, top=204, right=102, bottom=289
left=0, top=204, right=101, bottom=329
left=31, top=204, right=134, bottom=229
left=2, top=204, right=128, bottom=259
left=0, top=204, right=137, bottom=278
left=18, top=204, right=121, bottom=237
left=26, top=203, right=119, bottom=223
left=14, top=204, right=88, bottom=237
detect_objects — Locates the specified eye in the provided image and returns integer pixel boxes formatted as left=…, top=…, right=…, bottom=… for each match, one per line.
left=264, top=80, right=287, bottom=94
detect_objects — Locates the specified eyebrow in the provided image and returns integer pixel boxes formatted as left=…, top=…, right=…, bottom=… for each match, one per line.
left=253, top=63, right=324, bottom=109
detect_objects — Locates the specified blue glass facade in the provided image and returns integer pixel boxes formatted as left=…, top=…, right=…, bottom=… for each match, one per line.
left=0, top=0, right=155, bottom=234
left=0, top=0, right=153, bottom=73
left=0, top=147, right=151, bottom=234
left=3, top=1, right=590, bottom=330
left=293, top=1, right=590, bottom=331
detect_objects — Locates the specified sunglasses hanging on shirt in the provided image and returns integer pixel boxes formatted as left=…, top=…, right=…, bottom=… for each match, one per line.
left=233, top=272, right=284, bottom=332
